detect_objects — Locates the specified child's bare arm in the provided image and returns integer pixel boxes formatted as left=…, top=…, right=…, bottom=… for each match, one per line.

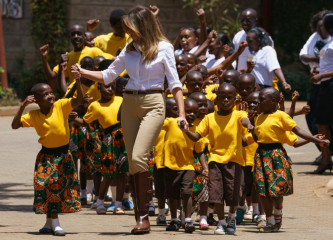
left=193, top=30, right=216, bottom=57
left=197, top=8, right=207, bottom=45
left=208, top=41, right=248, bottom=75
left=288, top=90, right=299, bottom=118
left=86, top=19, right=100, bottom=32
left=198, top=152, right=208, bottom=177
left=246, top=61, right=255, bottom=73
left=241, top=117, right=254, bottom=133
left=40, top=44, right=57, bottom=87
left=58, top=61, right=68, bottom=97
left=185, top=131, right=201, bottom=142
left=294, top=105, right=310, bottom=116
left=279, top=92, right=285, bottom=112
left=71, top=79, right=83, bottom=107
left=12, top=95, right=36, bottom=129
left=293, top=134, right=325, bottom=148
left=149, top=5, right=165, bottom=34
left=292, top=126, right=330, bottom=147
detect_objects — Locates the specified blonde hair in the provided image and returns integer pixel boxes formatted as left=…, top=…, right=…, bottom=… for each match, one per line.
left=122, top=5, right=169, bottom=63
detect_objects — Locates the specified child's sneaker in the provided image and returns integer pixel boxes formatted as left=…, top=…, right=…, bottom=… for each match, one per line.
left=106, top=202, right=115, bottom=212
left=122, top=199, right=134, bottom=210
left=259, top=223, right=278, bottom=233
left=257, top=218, right=266, bottom=229
left=235, top=207, right=246, bottom=224
left=184, top=222, right=195, bottom=233
left=90, top=199, right=97, bottom=209
left=96, top=205, right=107, bottom=214
left=274, top=214, right=282, bottom=230
left=214, top=225, right=227, bottom=235
left=87, top=193, right=93, bottom=203
left=226, top=218, right=236, bottom=235
left=252, top=214, right=260, bottom=223
left=244, top=210, right=253, bottom=220
left=207, top=213, right=219, bottom=226
left=113, top=207, right=125, bottom=215
left=156, top=215, right=167, bottom=225
left=199, top=223, right=210, bottom=230
left=166, top=221, right=179, bottom=231
left=149, top=205, right=155, bottom=216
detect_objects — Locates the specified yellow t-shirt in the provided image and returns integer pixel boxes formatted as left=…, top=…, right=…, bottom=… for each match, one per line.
left=65, top=81, right=101, bottom=102
left=154, top=129, right=166, bottom=169
left=21, top=98, right=73, bottom=148
left=193, top=118, right=210, bottom=153
left=94, top=33, right=130, bottom=56
left=162, top=118, right=196, bottom=171
left=196, top=110, right=248, bottom=166
left=53, top=46, right=114, bottom=84
left=83, top=96, right=122, bottom=129
left=255, top=110, right=297, bottom=145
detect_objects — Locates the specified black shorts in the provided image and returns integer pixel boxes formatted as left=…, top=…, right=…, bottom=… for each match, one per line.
left=164, top=167, right=195, bottom=199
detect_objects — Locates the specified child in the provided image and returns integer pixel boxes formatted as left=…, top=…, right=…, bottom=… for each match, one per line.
left=78, top=81, right=127, bottom=215
left=11, top=80, right=83, bottom=236
left=154, top=97, right=178, bottom=225
left=185, top=83, right=254, bottom=235
left=250, top=87, right=329, bottom=232
left=184, top=53, right=198, bottom=69
left=163, top=98, right=200, bottom=233
left=175, top=54, right=189, bottom=79
left=93, top=56, right=106, bottom=70
left=185, top=70, right=204, bottom=95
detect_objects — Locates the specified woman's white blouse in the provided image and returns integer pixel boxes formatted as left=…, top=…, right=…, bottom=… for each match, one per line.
left=102, top=41, right=182, bottom=92
left=319, top=38, right=333, bottom=82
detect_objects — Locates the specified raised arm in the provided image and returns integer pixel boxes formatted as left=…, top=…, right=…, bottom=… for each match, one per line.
left=71, top=78, right=83, bottom=107
left=292, top=126, right=330, bottom=147
left=40, top=44, right=57, bottom=87
left=197, top=9, right=207, bottom=45
left=12, top=95, right=35, bottom=129
left=288, top=90, right=299, bottom=118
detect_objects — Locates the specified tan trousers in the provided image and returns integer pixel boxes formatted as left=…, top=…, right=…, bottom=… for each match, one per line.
left=121, top=93, right=165, bottom=174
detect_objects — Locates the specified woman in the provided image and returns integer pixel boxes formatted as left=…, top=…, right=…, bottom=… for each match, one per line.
left=71, top=5, right=188, bottom=234
left=246, top=27, right=291, bottom=91
left=310, top=11, right=333, bottom=174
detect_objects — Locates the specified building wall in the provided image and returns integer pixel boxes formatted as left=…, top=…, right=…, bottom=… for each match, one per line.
left=2, top=0, right=261, bottom=75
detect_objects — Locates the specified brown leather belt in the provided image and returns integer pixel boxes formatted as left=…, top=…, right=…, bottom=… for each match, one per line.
left=124, top=90, right=163, bottom=95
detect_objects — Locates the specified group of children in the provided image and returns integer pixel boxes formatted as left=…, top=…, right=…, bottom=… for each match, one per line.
left=12, top=5, right=331, bottom=237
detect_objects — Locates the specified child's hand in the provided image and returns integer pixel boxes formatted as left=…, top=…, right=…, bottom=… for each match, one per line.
left=282, top=82, right=291, bottom=92
left=235, top=95, right=242, bottom=104
left=198, top=55, right=207, bottom=64
left=83, top=94, right=93, bottom=107
left=69, top=111, right=78, bottom=121
left=196, top=8, right=205, bottom=23
left=212, top=86, right=219, bottom=94
left=216, top=68, right=224, bottom=81
left=246, top=60, right=255, bottom=73
left=239, top=41, right=248, bottom=51
left=22, top=95, right=36, bottom=107
left=202, top=169, right=208, bottom=177
left=204, top=74, right=218, bottom=86
left=178, top=117, right=189, bottom=131
left=247, top=123, right=254, bottom=133
left=208, top=30, right=217, bottom=42
left=60, top=61, right=67, bottom=71
left=87, top=19, right=100, bottom=32
left=149, top=5, right=160, bottom=17
left=60, top=52, right=69, bottom=63
left=291, top=90, right=300, bottom=101
left=239, top=101, right=248, bottom=111
left=319, top=139, right=330, bottom=148
left=314, top=134, right=325, bottom=140
left=71, top=63, right=81, bottom=79
left=279, top=92, right=285, bottom=104
left=302, top=105, right=310, bottom=115
left=39, top=44, right=49, bottom=57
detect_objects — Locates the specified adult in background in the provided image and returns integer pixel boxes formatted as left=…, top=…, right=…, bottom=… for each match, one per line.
left=71, top=5, right=188, bottom=234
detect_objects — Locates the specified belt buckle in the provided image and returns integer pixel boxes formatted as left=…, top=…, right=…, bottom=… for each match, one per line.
left=133, top=90, right=139, bottom=95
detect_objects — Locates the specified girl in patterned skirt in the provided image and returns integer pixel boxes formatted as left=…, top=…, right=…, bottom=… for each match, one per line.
left=73, top=80, right=127, bottom=215
left=250, top=87, right=329, bottom=233
left=11, top=80, right=83, bottom=236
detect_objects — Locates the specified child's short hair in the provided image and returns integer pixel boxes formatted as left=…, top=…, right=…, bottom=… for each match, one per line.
left=239, top=73, right=256, bottom=86
left=184, top=53, right=198, bottom=64
left=109, top=9, right=126, bottom=26
left=98, top=59, right=114, bottom=71
left=186, top=70, right=203, bottom=83
left=184, top=97, right=198, bottom=108
left=261, top=87, right=280, bottom=102
left=218, top=83, right=237, bottom=96
left=80, top=56, right=94, bottom=69
left=30, top=83, right=50, bottom=95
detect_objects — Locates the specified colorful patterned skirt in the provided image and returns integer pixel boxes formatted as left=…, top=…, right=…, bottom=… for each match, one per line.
left=99, top=123, right=128, bottom=178
left=148, top=147, right=155, bottom=176
left=85, top=122, right=103, bottom=176
left=33, top=144, right=81, bottom=214
left=254, top=143, right=293, bottom=197
left=69, top=123, right=89, bottom=173
left=192, top=151, right=209, bottom=206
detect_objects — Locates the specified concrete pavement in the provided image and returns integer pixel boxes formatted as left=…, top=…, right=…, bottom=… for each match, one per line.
left=0, top=115, right=333, bottom=240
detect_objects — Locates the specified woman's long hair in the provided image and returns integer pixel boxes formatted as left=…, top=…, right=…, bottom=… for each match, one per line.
left=122, top=5, right=169, bottom=63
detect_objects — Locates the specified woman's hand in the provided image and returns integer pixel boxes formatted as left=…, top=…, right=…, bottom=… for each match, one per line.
left=282, top=82, right=291, bottom=92
left=177, top=117, right=189, bottom=131
left=71, top=63, right=81, bottom=79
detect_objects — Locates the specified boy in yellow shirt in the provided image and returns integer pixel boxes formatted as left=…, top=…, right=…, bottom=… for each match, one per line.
left=185, top=83, right=253, bottom=235
left=163, top=98, right=201, bottom=233
left=11, top=79, right=83, bottom=236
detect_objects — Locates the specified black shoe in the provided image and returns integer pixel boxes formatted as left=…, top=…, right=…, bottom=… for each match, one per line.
left=184, top=222, right=195, bottom=233
left=207, top=213, right=218, bottom=226
left=166, top=221, right=180, bottom=231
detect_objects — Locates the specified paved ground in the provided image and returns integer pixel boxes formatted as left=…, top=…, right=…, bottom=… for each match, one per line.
left=0, top=114, right=333, bottom=240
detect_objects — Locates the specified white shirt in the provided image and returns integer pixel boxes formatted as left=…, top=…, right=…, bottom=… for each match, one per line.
left=233, top=29, right=274, bottom=71
left=299, top=32, right=331, bottom=68
left=174, top=45, right=199, bottom=56
left=249, top=46, right=280, bottom=86
left=102, top=41, right=182, bottom=92
left=202, top=56, right=237, bottom=69
left=319, top=38, right=333, bottom=82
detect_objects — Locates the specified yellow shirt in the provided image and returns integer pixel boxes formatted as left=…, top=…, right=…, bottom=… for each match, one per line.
left=154, top=130, right=166, bottom=169
left=205, top=84, right=218, bottom=102
left=196, top=110, right=248, bottom=166
left=65, top=81, right=101, bottom=102
left=21, top=99, right=73, bottom=148
left=53, top=46, right=114, bottom=84
left=255, top=110, right=297, bottom=145
left=162, top=118, right=196, bottom=171
left=83, top=96, right=122, bottom=129
left=193, top=118, right=210, bottom=153
left=94, top=33, right=130, bottom=56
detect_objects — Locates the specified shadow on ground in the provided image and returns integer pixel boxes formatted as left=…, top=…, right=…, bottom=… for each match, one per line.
left=0, top=183, right=33, bottom=212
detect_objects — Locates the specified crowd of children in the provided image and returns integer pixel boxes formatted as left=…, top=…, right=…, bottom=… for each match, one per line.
left=11, top=5, right=332, bottom=237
